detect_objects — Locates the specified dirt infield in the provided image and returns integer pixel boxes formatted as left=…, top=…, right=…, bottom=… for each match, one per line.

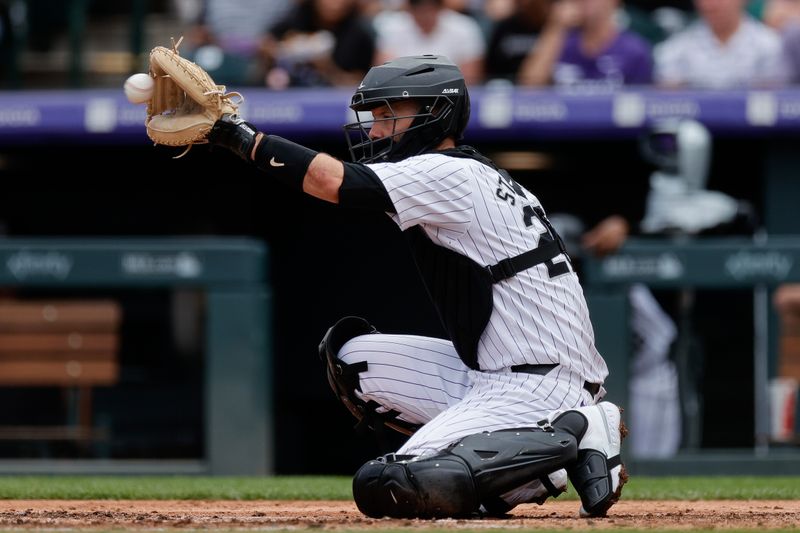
left=0, top=500, right=798, bottom=529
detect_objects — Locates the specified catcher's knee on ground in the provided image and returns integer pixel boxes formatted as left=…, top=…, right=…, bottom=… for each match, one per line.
left=352, top=426, right=577, bottom=518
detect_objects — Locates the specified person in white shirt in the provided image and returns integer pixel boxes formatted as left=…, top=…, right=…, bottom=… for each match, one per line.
left=654, top=0, right=791, bottom=88
left=373, top=0, right=486, bottom=84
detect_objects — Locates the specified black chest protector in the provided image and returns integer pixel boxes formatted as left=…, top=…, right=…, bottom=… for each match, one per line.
left=404, top=146, right=569, bottom=370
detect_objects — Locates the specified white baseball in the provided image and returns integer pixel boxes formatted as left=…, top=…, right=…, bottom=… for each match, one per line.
left=124, top=73, right=154, bottom=104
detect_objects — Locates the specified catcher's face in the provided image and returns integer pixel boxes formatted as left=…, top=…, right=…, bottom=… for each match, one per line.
left=368, top=100, right=420, bottom=142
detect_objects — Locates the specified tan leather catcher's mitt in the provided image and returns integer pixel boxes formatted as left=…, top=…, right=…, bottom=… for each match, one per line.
left=146, top=39, right=241, bottom=153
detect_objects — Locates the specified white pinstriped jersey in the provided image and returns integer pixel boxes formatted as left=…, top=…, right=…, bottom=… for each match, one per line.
left=367, top=152, right=608, bottom=384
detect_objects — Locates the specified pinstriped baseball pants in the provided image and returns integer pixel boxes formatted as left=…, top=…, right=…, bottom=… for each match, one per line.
left=339, top=333, right=599, bottom=506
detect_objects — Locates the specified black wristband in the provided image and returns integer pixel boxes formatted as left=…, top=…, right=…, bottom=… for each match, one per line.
left=253, top=135, right=318, bottom=191
left=207, top=115, right=258, bottom=161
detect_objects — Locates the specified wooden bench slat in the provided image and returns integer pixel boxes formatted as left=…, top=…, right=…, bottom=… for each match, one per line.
left=0, top=425, right=110, bottom=441
left=0, top=360, right=119, bottom=386
left=0, top=351, right=117, bottom=362
left=0, top=333, right=118, bottom=352
left=0, top=301, right=121, bottom=332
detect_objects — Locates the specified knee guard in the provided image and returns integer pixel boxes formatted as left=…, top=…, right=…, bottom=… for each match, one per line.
left=351, top=426, right=577, bottom=519
left=318, top=316, right=421, bottom=436
left=353, top=454, right=479, bottom=518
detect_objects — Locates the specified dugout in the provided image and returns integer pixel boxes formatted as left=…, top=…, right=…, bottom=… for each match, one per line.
left=0, top=87, right=798, bottom=474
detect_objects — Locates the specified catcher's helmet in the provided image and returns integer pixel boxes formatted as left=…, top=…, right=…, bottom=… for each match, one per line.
left=344, top=55, right=470, bottom=163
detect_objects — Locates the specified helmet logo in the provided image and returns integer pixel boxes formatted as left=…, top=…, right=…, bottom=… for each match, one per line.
left=358, top=82, right=365, bottom=89
left=442, top=88, right=459, bottom=94
left=402, top=90, right=409, bottom=97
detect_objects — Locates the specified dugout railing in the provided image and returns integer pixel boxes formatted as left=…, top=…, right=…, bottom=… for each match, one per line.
left=583, top=236, right=800, bottom=475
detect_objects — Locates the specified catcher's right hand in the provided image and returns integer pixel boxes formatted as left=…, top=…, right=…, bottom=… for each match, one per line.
left=207, top=114, right=260, bottom=161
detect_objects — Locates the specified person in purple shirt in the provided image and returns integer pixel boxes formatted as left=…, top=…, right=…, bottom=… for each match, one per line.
left=518, top=0, right=653, bottom=87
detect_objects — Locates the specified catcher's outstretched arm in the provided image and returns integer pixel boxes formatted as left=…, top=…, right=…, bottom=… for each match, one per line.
left=208, top=115, right=392, bottom=211
left=209, top=115, right=341, bottom=202
left=303, top=153, right=344, bottom=203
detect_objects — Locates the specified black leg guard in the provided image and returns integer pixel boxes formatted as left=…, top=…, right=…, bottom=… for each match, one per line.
left=353, top=454, right=479, bottom=518
left=451, top=427, right=576, bottom=498
left=352, top=427, right=577, bottom=519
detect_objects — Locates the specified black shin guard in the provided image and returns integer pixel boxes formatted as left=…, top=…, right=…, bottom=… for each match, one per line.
left=451, top=427, right=577, bottom=498
left=352, top=427, right=577, bottom=519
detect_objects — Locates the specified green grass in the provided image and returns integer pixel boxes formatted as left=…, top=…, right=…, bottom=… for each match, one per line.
left=0, top=475, right=797, bottom=500
left=623, top=476, right=800, bottom=500
left=0, top=476, right=351, bottom=500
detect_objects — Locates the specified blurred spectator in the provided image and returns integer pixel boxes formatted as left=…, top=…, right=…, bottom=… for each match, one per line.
left=763, top=0, right=800, bottom=82
left=185, top=0, right=293, bottom=85
left=619, top=0, right=694, bottom=43
left=0, top=2, right=11, bottom=85
left=486, top=0, right=551, bottom=81
left=449, top=0, right=521, bottom=36
left=359, top=0, right=405, bottom=17
left=263, top=0, right=375, bottom=89
left=444, top=0, right=482, bottom=10
left=484, top=0, right=517, bottom=20
left=654, top=0, right=790, bottom=88
left=518, top=0, right=653, bottom=87
left=373, top=0, right=486, bottom=84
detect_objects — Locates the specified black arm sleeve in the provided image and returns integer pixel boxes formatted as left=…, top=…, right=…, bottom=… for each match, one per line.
left=338, top=162, right=396, bottom=213
left=252, top=135, right=318, bottom=191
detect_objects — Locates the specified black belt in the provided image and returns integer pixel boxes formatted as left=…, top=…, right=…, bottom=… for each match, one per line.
left=510, top=363, right=601, bottom=397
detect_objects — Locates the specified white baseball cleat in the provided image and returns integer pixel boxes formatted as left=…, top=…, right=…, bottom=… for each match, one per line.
left=550, top=401, right=628, bottom=518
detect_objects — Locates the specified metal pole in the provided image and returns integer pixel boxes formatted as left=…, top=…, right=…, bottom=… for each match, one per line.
left=676, top=288, right=701, bottom=450
left=754, top=283, right=771, bottom=455
left=129, top=0, right=148, bottom=74
left=68, top=0, right=88, bottom=87
left=205, top=288, right=272, bottom=475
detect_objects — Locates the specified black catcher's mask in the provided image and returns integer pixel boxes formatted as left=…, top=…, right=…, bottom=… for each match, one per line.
left=344, top=55, right=471, bottom=163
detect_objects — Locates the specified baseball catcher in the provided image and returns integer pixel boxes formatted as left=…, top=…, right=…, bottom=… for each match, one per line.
left=145, top=47, right=628, bottom=519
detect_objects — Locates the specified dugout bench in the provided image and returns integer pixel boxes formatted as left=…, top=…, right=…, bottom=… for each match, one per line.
left=0, top=299, right=121, bottom=444
left=584, top=236, right=800, bottom=475
left=0, top=238, right=271, bottom=475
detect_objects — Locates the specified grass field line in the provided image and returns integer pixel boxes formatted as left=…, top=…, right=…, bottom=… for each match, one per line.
left=0, top=476, right=797, bottom=500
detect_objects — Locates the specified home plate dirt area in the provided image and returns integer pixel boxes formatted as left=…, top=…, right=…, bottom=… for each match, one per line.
left=0, top=499, right=798, bottom=529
